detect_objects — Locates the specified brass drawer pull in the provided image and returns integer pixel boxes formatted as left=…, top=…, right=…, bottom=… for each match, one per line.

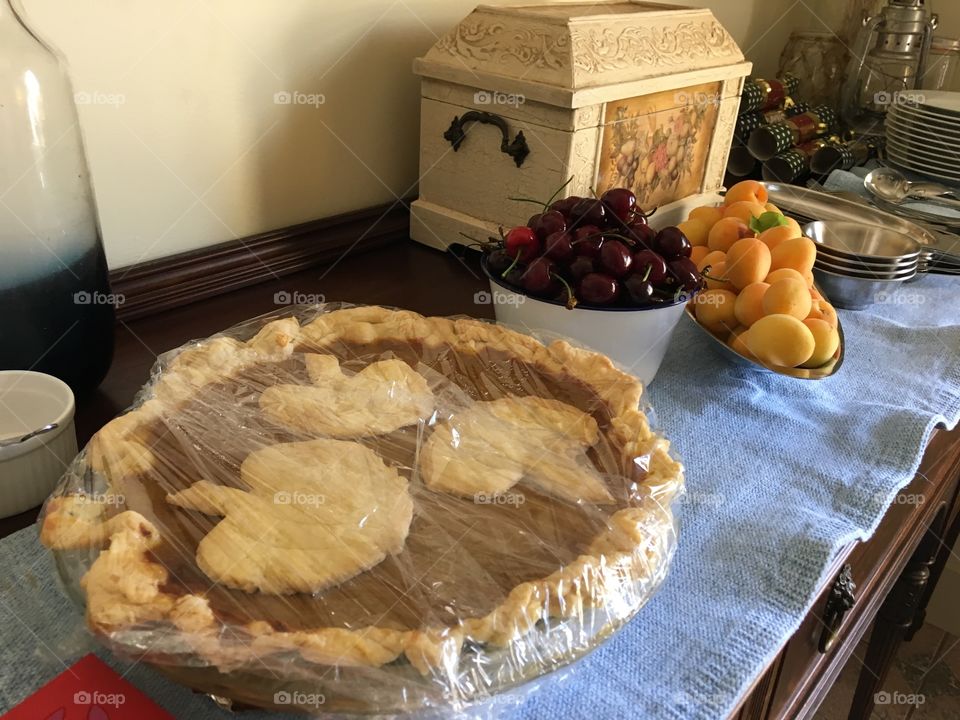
left=819, top=564, right=857, bottom=653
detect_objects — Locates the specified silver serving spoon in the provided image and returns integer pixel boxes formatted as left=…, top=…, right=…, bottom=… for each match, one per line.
left=865, top=167, right=960, bottom=208
left=0, top=422, right=59, bottom=448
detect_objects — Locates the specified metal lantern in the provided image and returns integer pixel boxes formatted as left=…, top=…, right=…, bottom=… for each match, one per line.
left=841, top=0, right=938, bottom=133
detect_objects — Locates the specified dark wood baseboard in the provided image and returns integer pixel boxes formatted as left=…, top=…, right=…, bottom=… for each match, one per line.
left=110, top=200, right=411, bottom=320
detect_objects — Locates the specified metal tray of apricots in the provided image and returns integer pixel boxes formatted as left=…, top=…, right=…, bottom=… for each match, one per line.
left=684, top=286, right=845, bottom=380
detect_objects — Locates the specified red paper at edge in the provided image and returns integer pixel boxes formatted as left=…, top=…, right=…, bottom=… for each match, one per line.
left=2, top=653, right=175, bottom=720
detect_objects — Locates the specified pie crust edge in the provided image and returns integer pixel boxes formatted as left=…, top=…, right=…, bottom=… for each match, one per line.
left=40, top=306, right=683, bottom=675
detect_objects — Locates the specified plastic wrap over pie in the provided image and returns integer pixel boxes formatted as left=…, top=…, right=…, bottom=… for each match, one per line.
left=41, top=304, right=684, bottom=715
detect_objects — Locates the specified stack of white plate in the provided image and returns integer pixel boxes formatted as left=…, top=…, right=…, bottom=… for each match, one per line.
left=886, top=91, right=960, bottom=185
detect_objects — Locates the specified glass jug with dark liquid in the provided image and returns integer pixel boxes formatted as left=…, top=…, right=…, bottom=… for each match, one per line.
left=0, top=0, right=114, bottom=394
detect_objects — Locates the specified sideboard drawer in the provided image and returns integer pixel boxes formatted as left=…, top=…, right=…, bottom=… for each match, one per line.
left=736, top=427, right=960, bottom=720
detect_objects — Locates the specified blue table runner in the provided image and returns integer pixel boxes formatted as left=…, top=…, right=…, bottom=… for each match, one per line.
left=1, top=274, right=958, bottom=719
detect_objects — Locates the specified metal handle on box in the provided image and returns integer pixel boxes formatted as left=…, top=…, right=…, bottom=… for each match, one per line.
left=443, top=111, right=530, bottom=168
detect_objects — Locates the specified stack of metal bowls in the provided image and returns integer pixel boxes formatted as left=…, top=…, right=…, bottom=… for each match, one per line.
left=803, top=221, right=920, bottom=310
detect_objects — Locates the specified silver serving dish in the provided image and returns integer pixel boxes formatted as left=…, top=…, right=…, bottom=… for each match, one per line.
left=814, top=257, right=917, bottom=281
left=683, top=288, right=845, bottom=381
left=763, top=182, right=944, bottom=250
left=802, top=220, right=922, bottom=260
left=815, top=246, right=918, bottom=269
left=812, top=265, right=914, bottom=310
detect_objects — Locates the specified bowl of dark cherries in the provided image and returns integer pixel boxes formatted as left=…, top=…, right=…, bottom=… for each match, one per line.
left=479, top=186, right=704, bottom=385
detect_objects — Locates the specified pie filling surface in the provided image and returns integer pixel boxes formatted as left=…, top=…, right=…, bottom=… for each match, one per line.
left=126, top=341, right=634, bottom=631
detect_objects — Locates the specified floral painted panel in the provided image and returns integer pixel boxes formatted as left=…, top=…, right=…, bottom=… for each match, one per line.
left=596, top=81, right=721, bottom=209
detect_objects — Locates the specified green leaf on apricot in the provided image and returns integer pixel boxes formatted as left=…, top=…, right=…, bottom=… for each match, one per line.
left=749, top=211, right=790, bottom=234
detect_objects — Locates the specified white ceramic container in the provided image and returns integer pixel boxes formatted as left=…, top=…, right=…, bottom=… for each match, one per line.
left=0, top=371, right=77, bottom=518
left=484, top=277, right=687, bottom=386
left=481, top=192, right=721, bottom=386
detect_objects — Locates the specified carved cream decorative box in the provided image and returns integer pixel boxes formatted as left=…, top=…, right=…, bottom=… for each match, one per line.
left=410, top=1, right=751, bottom=249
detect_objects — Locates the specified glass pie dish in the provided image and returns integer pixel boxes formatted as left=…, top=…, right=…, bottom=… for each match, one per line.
left=40, top=304, right=684, bottom=715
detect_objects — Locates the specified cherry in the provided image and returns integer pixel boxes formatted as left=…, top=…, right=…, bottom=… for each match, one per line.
left=544, top=230, right=574, bottom=262
left=578, top=273, right=619, bottom=305
left=568, top=255, right=595, bottom=282
left=537, top=210, right=567, bottom=239
left=527, top=213, right=542, bottom=230
left=598, top=240, right=633, bottom=278
left=550, top=196, right=581, bottom=218
left=655, top=227, right=692, bottom=258
left=667, top=257, right=702, bottom=293
left=486, top=249, right=513, bottom=276
left=504, top=226, right=540, bottom=263
left=503, top=265, right=524, bottom=288
left=631, top=249, right=668, bottom=285
left=624, top=273, right=654, bottom=305
left=573, top=225, right=603, bottom=258
left=521, top=257, right=556, bottom=295
left=572, top=198, right=607, bottom=227
left=601, top=188, right=637, bottom=224
left=627, top=222, right=657, bottom=249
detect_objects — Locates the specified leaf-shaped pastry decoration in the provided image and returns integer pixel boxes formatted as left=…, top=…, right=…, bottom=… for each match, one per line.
left=167, top=439, right=413, bottom=595
left=259, top=355, right=434, bottom=438
left=422, top=397, right=613, bottom=504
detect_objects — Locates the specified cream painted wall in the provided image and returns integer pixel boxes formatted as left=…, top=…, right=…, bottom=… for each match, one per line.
left=21, top=0, right=800, bottom=269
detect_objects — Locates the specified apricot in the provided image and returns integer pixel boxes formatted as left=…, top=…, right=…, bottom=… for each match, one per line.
left=694, top=289, right=738, bottom=335
left=697, top=249, right=726, bottom=272
left=677, top=219, right=709, bottom=247
left=704, top=261, right=735, bottom=292
left=728, top=326, right=755, bottom=358
left=689, top=205, right=724, bottom=229
left=762, top=277, right=812, bottom=320
left=724, top=179, right=769, bottom=206
left=802, top=318, right=840, bottom=367
left=708, top=217, right=753, bottom=252
left=807, top=298, right=838, bottom=329
left=758, top=224, right=801, bottom=251
left=769, top=236, right=817, bottom=274
left=747, top=314, right=816, bottom=367
left=765, top=267, right=805, bottom=285
left=724, top=200, right=768, bottom=225
left=690, top=245, right=711, bottom=267
left=725, top=238, right=772, bottom=290
left=734, top=281, right=770, bottom=327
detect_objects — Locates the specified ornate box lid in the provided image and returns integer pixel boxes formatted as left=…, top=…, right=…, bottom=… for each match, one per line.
left=414, top=1, right=748, bottom=109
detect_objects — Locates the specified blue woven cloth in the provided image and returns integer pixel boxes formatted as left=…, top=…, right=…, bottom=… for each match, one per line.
left=1, top=274, right=959, bottom=720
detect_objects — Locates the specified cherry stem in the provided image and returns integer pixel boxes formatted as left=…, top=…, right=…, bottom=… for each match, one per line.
left=457, top=232, right=499, bottom=251
left=502, top=249, right=522, bottom=278
left=642, top=265, right=651, bottom=282
left=699, top=265, right=730, bottom=283
left=550, top=272, right=578, bottom=310
left=543, top=175, right=575, bottom=211
left=508, top=196, right=548, bottom=207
